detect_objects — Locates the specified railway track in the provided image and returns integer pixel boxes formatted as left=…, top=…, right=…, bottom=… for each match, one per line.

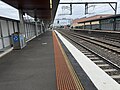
left=103, top=35, right=120, bottom=43
left=73, top=30, right=120, bottom=43
left=60, top=30, right=120, bottom=54
left=57, top=30, right=120, bottom=84
left=72, top=31, right=120, bottom=48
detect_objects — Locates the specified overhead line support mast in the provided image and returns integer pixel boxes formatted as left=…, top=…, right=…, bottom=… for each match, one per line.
left=59, top=2, right=117, bottom=15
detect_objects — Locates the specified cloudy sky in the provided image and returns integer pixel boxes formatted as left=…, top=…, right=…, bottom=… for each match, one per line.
left=0, top=1, right=19, bottom=20
left=56, top=0, right=119, bottom=19
left=53, top=0, right=120, bottom=25
left=0, top=0, right=120, bottom=21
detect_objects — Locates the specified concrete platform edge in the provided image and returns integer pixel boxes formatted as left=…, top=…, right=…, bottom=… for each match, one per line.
left=55, top=30, right=120, bottom=90
left=0, top=48, right=13, bottom=58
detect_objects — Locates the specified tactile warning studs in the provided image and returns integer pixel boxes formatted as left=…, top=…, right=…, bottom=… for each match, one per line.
left=53, top=31, right=84, bottom=90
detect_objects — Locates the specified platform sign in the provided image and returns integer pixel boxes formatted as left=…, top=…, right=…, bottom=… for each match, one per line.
left=13, top=35, right=19, bottom=42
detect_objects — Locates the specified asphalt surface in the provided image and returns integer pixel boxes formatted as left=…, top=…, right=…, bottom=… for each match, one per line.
left=0, top=31, right=57, bottom=90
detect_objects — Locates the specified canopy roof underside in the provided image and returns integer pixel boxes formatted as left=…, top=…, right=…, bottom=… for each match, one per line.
left=2, top=0, right=59, bottom=20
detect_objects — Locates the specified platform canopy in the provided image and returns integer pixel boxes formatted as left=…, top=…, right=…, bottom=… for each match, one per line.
left=2, top=0, right=60, bottom=21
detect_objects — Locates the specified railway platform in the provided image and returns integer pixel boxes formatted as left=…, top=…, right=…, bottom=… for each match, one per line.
left=0, top=31, right=56, bottom=90
left=0, top=30, right=120, bottom=90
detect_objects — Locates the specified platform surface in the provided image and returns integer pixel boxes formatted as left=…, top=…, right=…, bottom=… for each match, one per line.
left=0, top=31, right=57, bottom=90
left=1, top=30, right=119, bottom=90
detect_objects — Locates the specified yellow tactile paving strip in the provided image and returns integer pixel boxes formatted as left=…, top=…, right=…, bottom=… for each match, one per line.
left=53, top=31, right=84, bottom=90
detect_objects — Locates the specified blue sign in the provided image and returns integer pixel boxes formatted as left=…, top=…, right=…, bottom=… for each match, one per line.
left=13, top=35, right=19, bottom=42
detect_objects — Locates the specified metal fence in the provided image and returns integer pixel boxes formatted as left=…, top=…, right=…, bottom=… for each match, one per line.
left=0, top=16, right=42, bottom=50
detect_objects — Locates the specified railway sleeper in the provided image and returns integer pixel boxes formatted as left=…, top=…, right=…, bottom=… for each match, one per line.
left=98, top=65, right=113, bottom=69
left=97, top=64, right=110, bottom=67
left=83, top=53, right=93, bottom=55
left=81, top=51, right=89, bottom=53
left=93, top=60, right=105, bottom=64
left=106, top=71, right=120, bottom=77
left=85, top=54, right=96, bottom=57
left=111, top=75, right=120, bottom=79
left=111, top=75, right=120, bottom=84
left=103, top=69, right=117, bottom=72
left=89, top=57, right=100, bottom=60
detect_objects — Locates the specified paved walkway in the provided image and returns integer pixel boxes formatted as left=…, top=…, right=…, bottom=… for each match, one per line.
left=0, top=31, right=57, bottom=90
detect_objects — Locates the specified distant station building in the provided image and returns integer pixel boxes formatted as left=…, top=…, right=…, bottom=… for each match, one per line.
left=71, top=14, right=112, bottom=29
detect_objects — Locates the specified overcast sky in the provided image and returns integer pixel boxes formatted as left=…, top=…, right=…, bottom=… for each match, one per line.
left=0, top=0, right=120, bottom=21
left=0, top=1, right=19, bottom=20
left=56, top=0, right=119, bottom=19
left=53, top=0, right=120, bottom=25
